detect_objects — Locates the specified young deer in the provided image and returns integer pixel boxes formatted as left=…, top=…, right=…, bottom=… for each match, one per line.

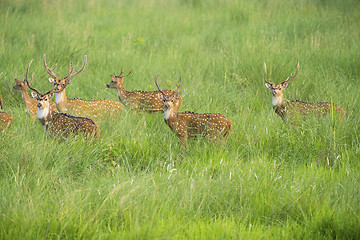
left=155, top=76, right=232, bottom=147
left=0, top=93, right=14, bottom=131
left=264, top=63, right=346, bottom=122
left=13, top=60, right=58, bottom=121
left=26, top=68, right=100, bottom=140
left=44, top=54, right=122, bottom=122
left=106, top=71, right=183, bottom=113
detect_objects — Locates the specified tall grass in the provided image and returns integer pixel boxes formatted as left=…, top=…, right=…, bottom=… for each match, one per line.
left=1, top=0, right=359, bottom=239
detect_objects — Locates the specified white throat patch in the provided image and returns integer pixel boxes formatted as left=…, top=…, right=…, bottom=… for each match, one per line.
left=164, top=109, right=171, bottom=120
left=55, top=92, right=64, bottom=104
left=272, top=96, right=283, bottom=106
left=38, top=107, right=50, bottom=120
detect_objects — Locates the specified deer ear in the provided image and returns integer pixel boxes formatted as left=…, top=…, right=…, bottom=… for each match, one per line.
left=48, top=78, right=56, bottom=84
left=281, top=81, right=289, bottom=89
left=48, top=92, right=54, bottom=99
left=265, top=82, right=272, bottom=89
left=31, top=92, right=38, bottom=99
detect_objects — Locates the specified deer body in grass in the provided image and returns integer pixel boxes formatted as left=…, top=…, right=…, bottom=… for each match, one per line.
left=264, top=63, right=346, bottom=122
left=44, top=55, right=122, bottom=122
left=0, top=93, right=14, bottom=131
left=27, top=61, right=100, bottom=139
left=106, top=71, right=183, bottom=113
left=155, top=76, right=232, bottom=147
left=13, top=60, right=58, bottom=121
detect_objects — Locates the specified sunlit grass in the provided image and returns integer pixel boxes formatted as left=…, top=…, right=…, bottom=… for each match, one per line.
left=0, top=0, right=359, bottom=239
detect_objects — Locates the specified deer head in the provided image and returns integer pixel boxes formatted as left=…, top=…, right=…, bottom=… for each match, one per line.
left=45, top=54, right=87, bottom=92
left=13, top=59, right=34, bottom=91
left=26, top=60, right=69, bottom=110
left=106, top=70, right=133, bottom=89
left=155, top=74, right=182, bottom=111
left=264, top=62, right=299, bottom=98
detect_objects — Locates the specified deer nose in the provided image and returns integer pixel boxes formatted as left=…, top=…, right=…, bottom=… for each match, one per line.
left=165, top=103, right=170, bottom=109
left=37, top=103, right=42, bottom=108
left=106, top=84, right=110, bottom=88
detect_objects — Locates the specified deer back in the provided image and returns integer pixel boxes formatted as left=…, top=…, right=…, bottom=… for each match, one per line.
left=126, top=90, right=182, bottom=112
left=47, top=112, right=100, bottom=139
left=288, top=100, right=346, bottom=118
left=0, top=112, right=14, bottom=131
left=0, top=93, right=14, bottom=130
left=64, top=97, right=122, bottom=121
left=168, top=112, right=232, bottom=140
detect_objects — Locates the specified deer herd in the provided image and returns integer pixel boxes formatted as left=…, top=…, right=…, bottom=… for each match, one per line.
left=0, top=55, right=346, bottom=147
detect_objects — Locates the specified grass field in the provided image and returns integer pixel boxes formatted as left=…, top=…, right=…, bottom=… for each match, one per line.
left=1, top=0, right=360, bottom=239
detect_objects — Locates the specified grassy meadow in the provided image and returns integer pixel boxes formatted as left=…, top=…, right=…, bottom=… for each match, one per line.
left=1, top=0, right=360, bottom=238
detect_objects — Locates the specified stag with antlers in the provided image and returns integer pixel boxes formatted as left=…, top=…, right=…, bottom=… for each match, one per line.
left=44, top=54, right=122, bottom=122
left=106, top=71, right=183, bottom=113
left=13, top=60, right=58, bottom=121
left=264, top=63, right=346, bottom=122
left=155, top=75, right=232, bottom=147
left=26, top=61, right=100, bottom=139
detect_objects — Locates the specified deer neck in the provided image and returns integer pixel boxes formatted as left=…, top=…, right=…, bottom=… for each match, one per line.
left=164, top=108, right=178, bottom=127
left=116, top=85, right=130, bottom=103
left=55, top=90, right=68, bottom=112
left=272, top=93, right=286, bottom=108
left=20, top=88, right=35, bottom=109
left=37, top=106, right=53, bottom=127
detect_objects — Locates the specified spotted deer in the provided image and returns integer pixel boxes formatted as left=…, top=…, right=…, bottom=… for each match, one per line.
left=0, top=93, right=14, bottom=131
left=264, top=63, right=346, bottom=122
left=155, top=76, right=232, bottom=147
left=43, top=54, right=123, bottom=122
left=106, top=71, right=183, bottom=113
left=26, top=68, right=100, bottom=140
left=13, top=60, right=58, bottom=121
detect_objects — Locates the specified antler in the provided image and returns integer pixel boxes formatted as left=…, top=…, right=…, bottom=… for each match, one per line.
left=69, top=55, right=87, bottom=78
left=171, top=77, right=182, bottom=97
left=25, top=59, right=42, bottom=95
left=43, top=54, right=58, bottom=78
left=27, top=58, right=63, bottom=95
left=264, top=63, right=272, bottom=84
left=25, top=59, right=34, bottom=86
left=123, top=70, right=133, bottom=77
left=155, top=75, right=182, bottom=97
left=115, top=69, right=133, bottom=78
left=286, top=62, right=299, bottom=84
left=26, top=77, right=42, bottom=96
left=65, top=62, right=75, bottom=85
left=155, top=74, right=166, bottom=96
